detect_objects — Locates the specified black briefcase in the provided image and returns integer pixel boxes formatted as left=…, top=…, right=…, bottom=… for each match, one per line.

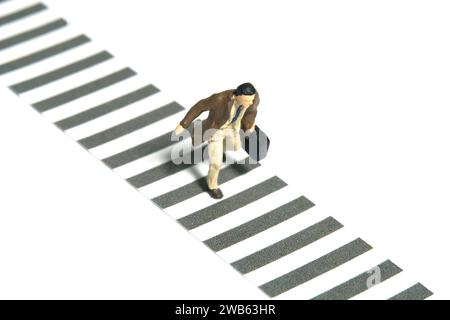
left=243, top=125, right=270, bottom=162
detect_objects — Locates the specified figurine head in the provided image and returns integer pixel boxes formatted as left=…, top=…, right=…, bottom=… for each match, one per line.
left=234, top=82, right=256, bottom=108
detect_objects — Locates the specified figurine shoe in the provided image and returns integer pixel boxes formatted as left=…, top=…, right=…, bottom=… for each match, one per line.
left=208, top=188, right=224, bottom=199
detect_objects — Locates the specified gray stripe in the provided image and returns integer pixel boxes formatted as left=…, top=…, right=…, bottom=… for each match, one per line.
left=178, top=176, right=287, bottom=230
left=259, top=238, right=372, bottom=297
left=10, top=51, right=113, bottom=93
left=389, top=283, right=433, bottom=300
left=312, top=260, right=403, bottom=300
left=102, top=130, right=177, bottom=169
left=78, top=101, right=184, bottom=149
left=55, top=84, right=159, bottom=130
left=153, top=158, right=261, bottom=208
left=232, top=217, right=343, bottom=274
left=0, top=35, right=90, bottom=75
left=126, top=145, right=207, bottom=188
left=32, top=68, right=136, bottom=112
left=205, top=196, right=315, bottom=252
left=0, top=3, right=46, bottom=27
left=0, top=19, right=67, bottom=50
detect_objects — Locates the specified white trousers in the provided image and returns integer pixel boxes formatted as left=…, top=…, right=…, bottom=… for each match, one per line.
left=207, top=127, right=241, bottom=190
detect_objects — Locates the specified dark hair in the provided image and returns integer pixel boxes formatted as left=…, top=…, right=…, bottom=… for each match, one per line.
left=234, top=82, right=256, bottom=96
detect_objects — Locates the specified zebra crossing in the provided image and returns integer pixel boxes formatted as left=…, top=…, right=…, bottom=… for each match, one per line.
left=0, top=0, right=434, bottom=300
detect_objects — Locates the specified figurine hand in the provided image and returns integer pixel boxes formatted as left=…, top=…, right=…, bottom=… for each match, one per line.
left=175, top=124, right=185, bottom=135
left=245, top=124, right=256, bottom=135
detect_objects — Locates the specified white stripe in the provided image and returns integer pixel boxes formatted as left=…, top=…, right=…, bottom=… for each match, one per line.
left=191, top=185, right=306, bottom=241
left=141, top=161, right=209, bottom=200
left=20, top=58, right=124, bottom=102
left=351, top=270, right=418, bottom=300
left=88, top=112, right=180, bottom=157
left=216, top=205, right=330, bottom=263
left=30, top=65, right=132, bottom=112
left=0, top=8, right=57, bottom=41
left=277, top=249, right=387, bottom=299
left=42, top=76, right=149, bottom=122
left=113, top=139, right=192, bottom=179
left=0, top=41, right=100, bottom=86
left=164, top=164, right=276, bottom=220
left=0, top=25, right=79, bottom=65
left=65, top=91, right=173, bottom=140
left=243, top=228, right=358, bottom=286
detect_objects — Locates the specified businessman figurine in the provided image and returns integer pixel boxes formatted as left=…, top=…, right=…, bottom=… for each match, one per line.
left=174, top=83, right=259, bottom=199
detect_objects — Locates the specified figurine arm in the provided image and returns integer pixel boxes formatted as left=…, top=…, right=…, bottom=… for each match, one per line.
left=179, top=98, right=210, bottom=129
left=241, top=92, right=259, bottom=132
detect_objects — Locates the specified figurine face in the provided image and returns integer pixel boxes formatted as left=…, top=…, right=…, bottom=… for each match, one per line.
left=236, top=94, right=256, bottom=108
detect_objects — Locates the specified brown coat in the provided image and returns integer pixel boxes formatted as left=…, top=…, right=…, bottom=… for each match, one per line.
left=180, top=89, right=259, bottom=143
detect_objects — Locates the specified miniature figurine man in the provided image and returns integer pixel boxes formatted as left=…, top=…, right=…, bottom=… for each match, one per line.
left=174, top=82, right=259, bottom=199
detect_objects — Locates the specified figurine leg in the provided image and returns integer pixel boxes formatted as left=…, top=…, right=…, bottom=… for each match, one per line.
left=223, top=128, right=241, bottom=152
left=206, top=130, right=224, bottom=199
left=231, top=128, right=242, bottom=151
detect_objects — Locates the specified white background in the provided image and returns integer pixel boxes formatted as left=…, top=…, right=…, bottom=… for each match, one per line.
left=0, top=0, right=449, bottom=299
